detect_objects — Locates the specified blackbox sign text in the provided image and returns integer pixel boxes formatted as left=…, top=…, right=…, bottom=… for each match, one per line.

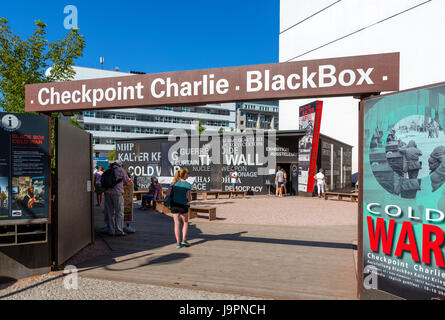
left=25, top=53, right=399, bottom=112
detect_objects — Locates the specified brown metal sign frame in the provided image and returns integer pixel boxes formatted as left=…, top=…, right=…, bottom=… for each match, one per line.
left=25, top=52, right=399, bottom=113
left=23, top=51, right=403, bottom=298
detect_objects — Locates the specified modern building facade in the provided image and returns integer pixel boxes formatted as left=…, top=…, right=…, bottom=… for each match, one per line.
left=70, top=66, right=237, bottom=157
left=236, top=100, right=279, bottom=132
left=279, top=0, right=445, bottom=173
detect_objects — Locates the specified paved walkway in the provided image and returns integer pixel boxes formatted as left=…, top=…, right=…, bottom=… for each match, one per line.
left=75, top=196, right=358, bottom=300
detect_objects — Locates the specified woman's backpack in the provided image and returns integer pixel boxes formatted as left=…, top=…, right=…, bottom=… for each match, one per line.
left=101, top=165, right=122, bottom=189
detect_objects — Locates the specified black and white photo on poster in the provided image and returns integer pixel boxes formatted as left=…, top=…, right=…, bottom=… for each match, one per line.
left=370, top=114, right=445, bottom=200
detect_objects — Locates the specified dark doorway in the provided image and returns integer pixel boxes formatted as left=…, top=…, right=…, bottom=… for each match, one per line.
left=277, top=163, right=295, bottom=196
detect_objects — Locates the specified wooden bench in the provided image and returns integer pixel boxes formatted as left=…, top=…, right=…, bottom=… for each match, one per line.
left=134, top=190, right=149, bottom=201
left=202, top=191, right=246, bottom=200
left=135, top=189, right=167, bottom=201
left=189, top=206, right=217, bottom=221
left=155, top=201, right=217, bottom=221
left=202, top=191, right=228, bottom=200
left=324, top=192, right=358, bottom=202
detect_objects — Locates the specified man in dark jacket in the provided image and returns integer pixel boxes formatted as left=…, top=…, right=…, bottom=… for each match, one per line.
left=399, top=140, right=422, bottom=179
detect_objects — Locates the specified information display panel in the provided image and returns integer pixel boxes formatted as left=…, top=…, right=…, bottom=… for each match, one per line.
left=363, top=83, right=445, bottom=299
left=0, top=113, right=50, bottom=221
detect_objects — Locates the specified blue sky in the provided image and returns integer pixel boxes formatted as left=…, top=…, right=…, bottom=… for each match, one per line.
left=1, top=0, right=279, bottom=74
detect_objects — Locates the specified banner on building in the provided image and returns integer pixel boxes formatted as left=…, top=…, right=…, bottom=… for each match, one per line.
left=0, top=112, right=50, bottom=221
left=298, top=101, right=323, bottom=193
left=363, top=83, right=445, bottom=299
left=115, top=132, right=300, bottom=195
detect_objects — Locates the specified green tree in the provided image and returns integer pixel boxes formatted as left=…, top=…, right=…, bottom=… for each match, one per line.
left=0, top=18, right=85, bottom=113
left=108, top=149, right=116, bottom=161
left=0, top=18, right=85, bottom=170
left=69, top=116, right=81, bottom=128
left=197, top=121, right=206, bottom=135
left=218, top=127, right=224, bottom=135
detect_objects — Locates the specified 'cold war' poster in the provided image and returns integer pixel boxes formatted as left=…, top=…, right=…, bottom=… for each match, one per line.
left=0, top=113, right=50, bottom=221
left=363, top=84, right=445, bottom=299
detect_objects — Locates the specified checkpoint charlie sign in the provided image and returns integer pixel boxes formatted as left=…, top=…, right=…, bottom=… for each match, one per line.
left=25, top=52, right=399, bottom=112
left=23, top=51, right=403, bottom=299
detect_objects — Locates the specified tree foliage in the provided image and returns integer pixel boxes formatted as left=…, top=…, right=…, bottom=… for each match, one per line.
left=69, top=116, right=81, bottom=128
left=197, top=121, right=206, bottom=135
left=108, top=149, right=116, bottom=161
left=0, top=18, right=85, bottom=113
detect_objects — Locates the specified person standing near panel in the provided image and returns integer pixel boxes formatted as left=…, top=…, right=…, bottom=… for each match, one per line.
left=170, top=168, right=192, bottom=249
left=282, top=168, right=288, bottom=196
left=103, top=160, right=129, bottom=236
left=230, top=167, right=238, bottom=192
left=94, top=166, right=105, bottom=207
left=314, top=168, right=326, bottom=198
left=276, top=167, right=284, bottom=198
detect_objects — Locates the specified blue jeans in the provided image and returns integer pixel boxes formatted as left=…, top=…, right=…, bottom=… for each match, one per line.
left=142, top=194, right=154, bottom=207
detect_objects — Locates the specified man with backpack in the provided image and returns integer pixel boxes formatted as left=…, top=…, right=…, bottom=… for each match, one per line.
left=102, top=160, right=130, bottom=236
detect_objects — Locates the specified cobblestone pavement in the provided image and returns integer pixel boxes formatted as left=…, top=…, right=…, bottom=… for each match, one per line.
left=0, top=272, right=264, bottom=300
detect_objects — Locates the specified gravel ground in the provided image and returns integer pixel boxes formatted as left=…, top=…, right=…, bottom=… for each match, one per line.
left=0, top=235, right=264, bottom=300
left=188, top=195, right=358, bottom=227
left=0, top=272, right=264, bottom=300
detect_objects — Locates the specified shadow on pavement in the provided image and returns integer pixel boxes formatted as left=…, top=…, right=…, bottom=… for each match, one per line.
left=80, top=204, right=357, bottom=271
left=0, top=277, right=17, bottom=290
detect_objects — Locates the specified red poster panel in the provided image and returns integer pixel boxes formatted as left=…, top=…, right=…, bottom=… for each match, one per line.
left=298, top=101, right=323, bottom=193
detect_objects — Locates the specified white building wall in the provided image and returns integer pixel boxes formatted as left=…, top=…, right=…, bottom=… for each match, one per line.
left=279, top=0, right=445, bottom=173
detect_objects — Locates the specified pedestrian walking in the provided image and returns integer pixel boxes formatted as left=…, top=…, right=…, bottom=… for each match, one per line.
left=170, top=168, right=192, bottom=249
left=276, top=167, right=284, bottom=197
left=230, top=167, right=238, bottom=192
left=93, top=166, right=105, bottom=207
left=282, top=168, right=288, bottom=196
left=103, top=160, right=130, bottom=236
left=314, top=168, right=326, bottom=198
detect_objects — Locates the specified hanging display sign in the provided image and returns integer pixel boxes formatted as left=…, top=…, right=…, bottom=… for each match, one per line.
left=363, top=83, right=445, bottom=299
left=25, top=52, right=399, bottom=113
left=298, top=101, right=323, bottom=193
left=0, top=112, right=50, bottom=221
